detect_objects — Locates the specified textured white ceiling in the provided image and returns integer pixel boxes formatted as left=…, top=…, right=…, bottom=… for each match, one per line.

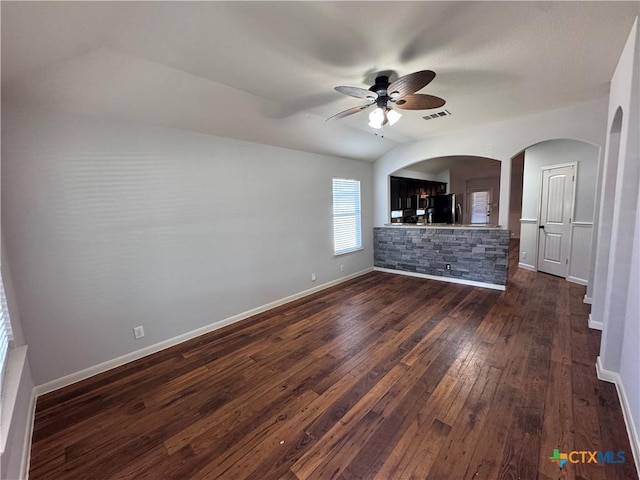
left=2, top=2, right=638, bottom=161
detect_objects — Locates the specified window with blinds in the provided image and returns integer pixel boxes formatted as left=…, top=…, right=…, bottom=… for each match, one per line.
left=0, top=277, right=14, bottom=400
left=332, top=178, right=362, bottom=255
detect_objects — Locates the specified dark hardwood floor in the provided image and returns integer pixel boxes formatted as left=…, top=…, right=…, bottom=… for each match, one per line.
left=29, top=242, right=638, bottom=479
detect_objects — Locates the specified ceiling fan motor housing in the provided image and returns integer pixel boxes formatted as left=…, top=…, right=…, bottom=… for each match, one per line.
left=370, top=76, right=392, bottom=108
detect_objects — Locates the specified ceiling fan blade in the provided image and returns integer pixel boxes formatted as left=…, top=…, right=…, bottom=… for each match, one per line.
left=334, top=86, right=378, bottom=101
left=393, top=94, right=446, bottom=110
left=326, top=104, right=372, bottom=121
left=387, top=70, right=436, bottom=98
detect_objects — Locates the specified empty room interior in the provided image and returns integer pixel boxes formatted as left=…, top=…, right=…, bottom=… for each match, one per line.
left=1, top=2, right=639, bottom=479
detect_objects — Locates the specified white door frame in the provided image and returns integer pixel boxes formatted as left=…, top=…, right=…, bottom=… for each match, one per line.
left=535, top=161, right=577, bottom=276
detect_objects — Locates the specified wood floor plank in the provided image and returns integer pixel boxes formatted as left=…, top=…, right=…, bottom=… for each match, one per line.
left=462, top=379, right=518, bottom=479
left=400, top=419, right=451, bottom=480
left=371, top=374, right=459, bottom=479
left=288, top=363, right=408, bottom=478
left=498, top=407, right=544, bottom=480
left=332, top=352, right=451, bottom=478
left=29, top=241, right=638, bottom=480
left=572, top=363, right=608, bottom=480
left=538, top=359, right=575, bottom=480
left=162, top=351, right=322, bottom=455
left=425, top=364, right=503, bottom=479
left=188, top=389, right=320, bottom=479
left=592, top=375, right=640, bottom=480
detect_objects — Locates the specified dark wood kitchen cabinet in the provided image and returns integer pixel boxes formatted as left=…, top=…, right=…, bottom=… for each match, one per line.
left=389, top=176, right=447, bottom=213
left=390, top=177, right=402, bottom=210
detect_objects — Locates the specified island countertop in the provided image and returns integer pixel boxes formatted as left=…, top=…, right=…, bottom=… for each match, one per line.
left=383, top=223, right=502, bottom=230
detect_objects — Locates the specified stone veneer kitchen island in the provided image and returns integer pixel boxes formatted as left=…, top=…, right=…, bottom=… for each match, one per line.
left=374, top=225, right=511, bottom=289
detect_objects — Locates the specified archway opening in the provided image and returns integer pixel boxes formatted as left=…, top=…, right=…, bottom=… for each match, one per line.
left=591, top=107, right=623, bottom=328
left=512, top=138, right=600, bottom=282
left=389, top=156, right=501, bottom=225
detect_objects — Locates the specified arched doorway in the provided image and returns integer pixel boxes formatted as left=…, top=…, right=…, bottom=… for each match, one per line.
left=512, top=138, right=600, bottom=283
left=591, top=108, right=623, bottom=329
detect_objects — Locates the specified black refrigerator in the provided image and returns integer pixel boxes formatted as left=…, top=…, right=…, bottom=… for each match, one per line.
left=422, top=193, right=458, bottom=224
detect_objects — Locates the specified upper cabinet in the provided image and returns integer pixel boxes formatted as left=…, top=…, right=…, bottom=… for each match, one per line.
left=390, top=176, right=447, bottom=211
left=390, top=176, right=402, bottom=210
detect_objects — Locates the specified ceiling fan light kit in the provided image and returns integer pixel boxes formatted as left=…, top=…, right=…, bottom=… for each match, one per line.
left=386, top=108, right=402, bottom=126
left=368, top=107, right=386, bottom=129
left=368, top=107, right=401, bottom=130
left=328, top=70, right=446, bottom=132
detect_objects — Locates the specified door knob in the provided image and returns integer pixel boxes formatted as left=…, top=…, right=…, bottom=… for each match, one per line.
left=539, top=225, right=545, bottom=229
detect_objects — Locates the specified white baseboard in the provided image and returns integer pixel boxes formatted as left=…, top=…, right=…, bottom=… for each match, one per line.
left=567, top=276, right=588, bottom=286
left=518, top=262, right=536, bottom=272
left=373, top=267, right=505, bottom=291
left=20, top=388, right=36, bottom=480
left=34, top=268, right=374, bottom=396
left=588, top=313, right=604, bottom=331
left=596, top=356, right=640, bottom=478
left=596, top=356, right=618, bottom=382
left=584, top=294, right=593, bottom=304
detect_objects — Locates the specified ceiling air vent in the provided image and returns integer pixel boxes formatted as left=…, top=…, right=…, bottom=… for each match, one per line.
left=422, top=109, right=451, bottom=120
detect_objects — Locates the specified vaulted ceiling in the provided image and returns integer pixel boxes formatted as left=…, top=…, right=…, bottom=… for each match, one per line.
left=2, top=2, right=638, bottom=161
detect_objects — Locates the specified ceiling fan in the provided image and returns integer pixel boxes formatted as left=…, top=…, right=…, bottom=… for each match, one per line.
left=327, top=70, right=446, bottom=129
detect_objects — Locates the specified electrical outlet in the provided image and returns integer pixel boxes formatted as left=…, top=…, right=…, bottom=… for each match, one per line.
left=445, top=264, right=451, bottom=270
left=133, top=325, right=145, bottom=339
left=340, top=264, right=344, bottom=272
left=311, top=272, right=316, bottom=282
left=522, top=251, right=527, bottom=259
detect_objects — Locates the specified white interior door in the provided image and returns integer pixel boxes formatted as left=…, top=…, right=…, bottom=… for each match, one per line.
left=468, top=189, right=491, bottom=224
left=537, top=164, right=575, bottom=277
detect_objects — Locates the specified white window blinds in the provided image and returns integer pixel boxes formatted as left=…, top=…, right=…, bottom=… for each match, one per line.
left=332, top=178, right=362, bottom=255
left=0, top=277, right=13, bottom=398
